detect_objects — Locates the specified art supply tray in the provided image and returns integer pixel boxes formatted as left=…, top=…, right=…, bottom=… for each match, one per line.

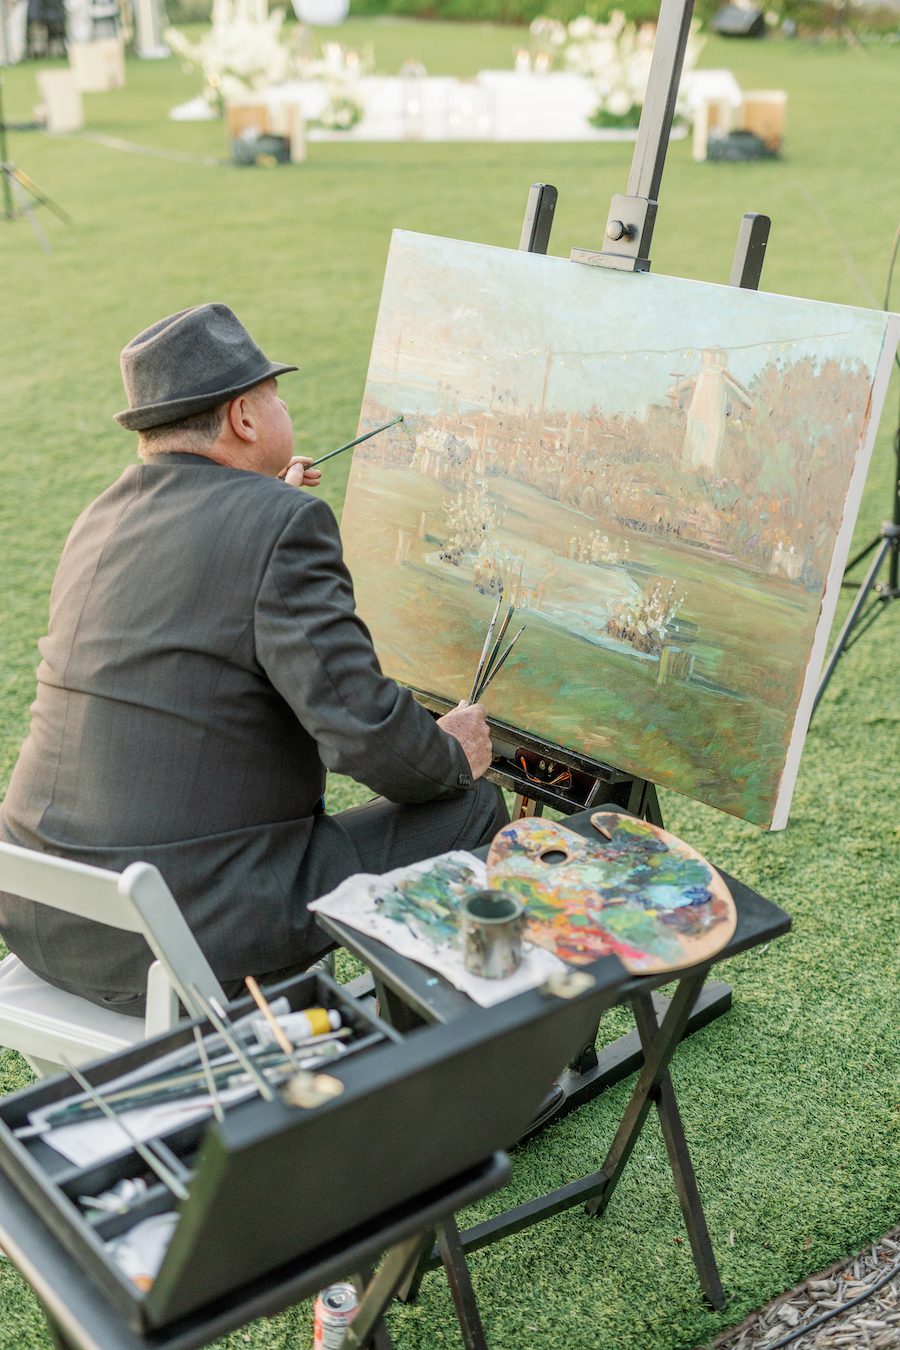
left=0, top=956, right=628, bottom=1337
left=0, top=971, right=395, bottom=1333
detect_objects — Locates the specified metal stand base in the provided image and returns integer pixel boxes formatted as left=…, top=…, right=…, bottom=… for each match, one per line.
left=1, top=162, right=71, bottom=253
left=0, top=74, right=72, bottom=253
left=813, top=519, right=900, bottom=714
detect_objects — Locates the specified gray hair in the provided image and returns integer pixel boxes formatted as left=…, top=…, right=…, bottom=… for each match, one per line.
left=137, top=402, right=227, bottom=456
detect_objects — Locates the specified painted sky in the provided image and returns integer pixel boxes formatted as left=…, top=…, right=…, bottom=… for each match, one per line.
left=368, top=231, right=892, bottom=421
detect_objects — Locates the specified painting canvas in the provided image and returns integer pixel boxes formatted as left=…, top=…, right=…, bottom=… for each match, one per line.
left=341, top=232, right=899, bottom=828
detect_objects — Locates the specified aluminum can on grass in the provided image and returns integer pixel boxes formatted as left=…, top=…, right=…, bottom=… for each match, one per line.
left=313, top=1283, right=358, bottom=1348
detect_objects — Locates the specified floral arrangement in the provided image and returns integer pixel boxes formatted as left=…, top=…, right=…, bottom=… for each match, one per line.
left=304, top=41, right=369, bottom=131
left=165, top=3, right=368, bottom=129
left=165, top=0, right=293, bottom=112
left=529, top=10, right=705, bottom=130
left=606, top=578, right=685, bottom=655
left=312, top=91, right=364, bottom=131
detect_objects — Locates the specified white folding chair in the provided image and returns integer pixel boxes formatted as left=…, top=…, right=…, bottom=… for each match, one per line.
left=0, top=843, right=226, bottom=1077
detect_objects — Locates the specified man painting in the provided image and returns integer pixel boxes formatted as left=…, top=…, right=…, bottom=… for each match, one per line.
left=0, top=304, right=506, bottom=1013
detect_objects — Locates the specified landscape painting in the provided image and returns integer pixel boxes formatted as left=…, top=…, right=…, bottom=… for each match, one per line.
left=340, top=231, right=899, bottom=828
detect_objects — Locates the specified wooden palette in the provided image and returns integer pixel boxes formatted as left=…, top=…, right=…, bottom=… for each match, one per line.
left=486, top=813, right=737, bottom=976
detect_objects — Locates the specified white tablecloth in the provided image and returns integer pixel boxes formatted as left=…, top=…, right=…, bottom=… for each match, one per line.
left=172, top=68, right=709, bottom=142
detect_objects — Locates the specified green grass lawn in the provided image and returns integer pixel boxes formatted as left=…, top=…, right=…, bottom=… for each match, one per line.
left=0, top=19, right=899, bottom=1349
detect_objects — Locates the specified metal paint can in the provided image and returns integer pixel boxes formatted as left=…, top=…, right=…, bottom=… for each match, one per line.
left=461, top=889, right=526, bottom=979
left=313, top=1282, right=359, bottom=1348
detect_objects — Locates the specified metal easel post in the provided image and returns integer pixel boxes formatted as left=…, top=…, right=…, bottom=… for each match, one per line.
left=570, top=0, right=697, bottom=274
left=494, top=0, right=773, bottom=1124
left=511, top=182, right=559, bottom=824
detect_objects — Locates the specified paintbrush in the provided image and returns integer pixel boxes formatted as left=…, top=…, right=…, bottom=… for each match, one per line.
left=193, top=1026, right=225, bottom=1125
left=308, top=415, right=404, bottom=468
left=471, top=603, right=518, bottom=703
left=190, top=985, right=277, bottom=1103
left=244, top=976, right=304, bottom=1073
left=60, top=1057, right=190, bottom=1202
left=476, top=603, right=515, bottom=697
left=468, top=593, right=503, bottom=704
left=474, top=626, right=526, bottom=700
left=243, top=977, right=345, bottom=1110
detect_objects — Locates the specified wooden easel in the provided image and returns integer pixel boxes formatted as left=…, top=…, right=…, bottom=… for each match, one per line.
left=479, top=0, right=772, bottom=1106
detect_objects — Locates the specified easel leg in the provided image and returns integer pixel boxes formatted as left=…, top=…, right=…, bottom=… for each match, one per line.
left=436, top=1217, right=490, bottom=1350
left=631, top=993, right=725, bottom=1309
left=813, top=533, right=894, bottom=714
left=512, top=794, right=543, bottom=819
left=394, top=1232, right=433, bottom=1303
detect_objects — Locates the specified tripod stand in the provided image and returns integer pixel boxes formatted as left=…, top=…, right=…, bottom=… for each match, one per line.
left=813, top=417, right=900, bottom=713
left=813, top=239, right=900, bottom=714
left=0, top=73, right=71, bottom=251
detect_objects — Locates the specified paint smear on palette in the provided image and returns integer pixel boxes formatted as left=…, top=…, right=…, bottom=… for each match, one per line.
left=486, top=814, right=736, bottom=975
left=378, top=853, right=478, bottom=944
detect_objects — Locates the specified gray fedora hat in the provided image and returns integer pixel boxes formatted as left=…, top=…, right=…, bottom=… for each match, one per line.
left=115, top=303, right=298, bottom=432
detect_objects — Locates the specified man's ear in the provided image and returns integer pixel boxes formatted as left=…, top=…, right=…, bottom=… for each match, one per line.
left=227, top=393, right=257, bottom=443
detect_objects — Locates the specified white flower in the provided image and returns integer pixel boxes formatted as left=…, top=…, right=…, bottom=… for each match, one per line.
left=568, top=16, right=596, bottom=41
left=166, top=2, right=294, bottom=108
left=561, top=10, right=704, bottom=127
left=606, top=87, right=633, bottom=117
left=531, top=15, right=567, bottom=48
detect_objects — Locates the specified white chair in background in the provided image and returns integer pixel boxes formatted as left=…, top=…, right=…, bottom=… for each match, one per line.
left=0, top=843, right=225, bottom=1077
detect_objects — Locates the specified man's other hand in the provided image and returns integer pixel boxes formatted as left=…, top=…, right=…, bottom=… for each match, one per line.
left=279, top=457, right=322, bottom=488
left=437, top=701, right=493, bottom=780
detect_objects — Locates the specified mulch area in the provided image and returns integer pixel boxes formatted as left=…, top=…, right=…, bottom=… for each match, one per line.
left=711, top=1228, right=900, bottom=1349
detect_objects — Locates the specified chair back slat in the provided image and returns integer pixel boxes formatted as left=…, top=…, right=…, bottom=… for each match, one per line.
left=0, top=843, right=228, bottom=1074
left=122, top=863, right=226, bottom=1016
left=0, top=843, right=143, bottom=932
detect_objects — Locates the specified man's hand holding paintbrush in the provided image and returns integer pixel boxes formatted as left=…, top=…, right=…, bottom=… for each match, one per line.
left=279, top=415, right=404, bottom=489
left=436, top=599, right=526, bottom=781
left=278, top=455, right=322, bottom=489
left=437, top=700, right=493, bottom=779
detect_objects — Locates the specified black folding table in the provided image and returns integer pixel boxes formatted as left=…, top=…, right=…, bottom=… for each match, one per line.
left=318, top=805, right=792, bottom=1310
left=0, top=1151, right=510, bottom=1350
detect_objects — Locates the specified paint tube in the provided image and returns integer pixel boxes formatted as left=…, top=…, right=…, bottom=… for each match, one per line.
left=251, top=1006, right=342, bottom=1049
left=106, top=1212, right=179, bottom=1291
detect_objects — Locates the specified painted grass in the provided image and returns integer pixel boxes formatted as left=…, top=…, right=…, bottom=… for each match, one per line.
left=0, top=21, right=898, bottom=1349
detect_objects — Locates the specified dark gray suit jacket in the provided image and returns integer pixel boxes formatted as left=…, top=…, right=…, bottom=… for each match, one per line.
left=0, top=452, right=470, bottom=1004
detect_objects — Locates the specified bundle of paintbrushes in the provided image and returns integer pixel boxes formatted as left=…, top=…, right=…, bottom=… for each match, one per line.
left=468, top=597, right=526, bottom=703
left=15, top=983, right=387, bottom=1185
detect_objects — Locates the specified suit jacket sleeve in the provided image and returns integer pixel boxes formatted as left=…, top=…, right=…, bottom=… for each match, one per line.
left=254, top=493, right=473, bottom=803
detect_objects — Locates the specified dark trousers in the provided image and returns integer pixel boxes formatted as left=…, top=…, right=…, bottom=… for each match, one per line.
left=242, top=780, right=509, bottom=994
left=334, top=779, right=508, bottom=875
